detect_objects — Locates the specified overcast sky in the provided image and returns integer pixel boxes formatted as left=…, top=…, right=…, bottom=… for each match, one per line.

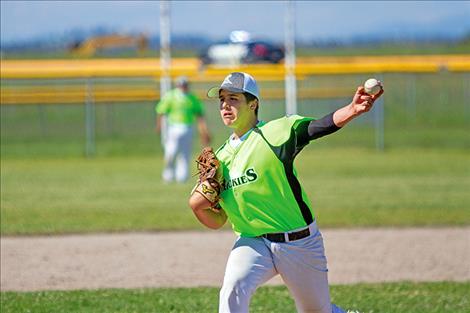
left=1, top=1, right=469, bottom=43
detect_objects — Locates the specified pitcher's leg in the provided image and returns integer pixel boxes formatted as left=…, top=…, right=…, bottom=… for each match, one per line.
left=219, top=236, right=277, bottom=313
left=175, top=128, right=193, bottom=183
left=162, top=126, right=179, bottom=182
left=271, top=226, right=345, bottom=313
left=277, top=250, right=331, bottom=313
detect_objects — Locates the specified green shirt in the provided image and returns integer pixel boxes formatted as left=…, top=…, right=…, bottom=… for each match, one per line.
left=155, top=88, right=205, bottom=125
left=216, top=115, right=315, bottom=237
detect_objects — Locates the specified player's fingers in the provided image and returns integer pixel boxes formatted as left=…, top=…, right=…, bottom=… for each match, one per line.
left=352, top=86, right=364, bottom=101
left=356, top=104, right=369, bottom=112
left=359, top=95, right=373, bottom=106
left=363, top=96, right=375, bottom=108
left=357, top=86, right=370, bottom=96
left=371, top=87, right=384, bottom=100
left=359, top=102, right=373, bottom=113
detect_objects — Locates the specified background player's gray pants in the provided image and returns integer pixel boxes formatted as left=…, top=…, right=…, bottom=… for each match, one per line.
left=219, top=222, right=346, bottom=313
left=162, top=123, right=193, bottom=183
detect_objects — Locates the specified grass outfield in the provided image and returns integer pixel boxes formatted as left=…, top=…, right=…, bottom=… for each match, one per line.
left=1, top=282, right=469, bottom=313
left=1, top=148, right=469, bottom=235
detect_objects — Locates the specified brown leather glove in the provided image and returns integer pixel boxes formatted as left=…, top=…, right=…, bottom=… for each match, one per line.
left=192, top=147, right=223, bottom=211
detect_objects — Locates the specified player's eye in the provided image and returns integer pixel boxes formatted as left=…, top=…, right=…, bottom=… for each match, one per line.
left=219, top=99, right=226, bottom=109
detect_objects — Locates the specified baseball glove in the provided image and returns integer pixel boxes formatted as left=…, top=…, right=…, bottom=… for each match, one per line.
left=192, top=147, right=223, bottom=211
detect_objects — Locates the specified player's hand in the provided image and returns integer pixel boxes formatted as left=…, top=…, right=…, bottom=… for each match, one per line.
left=350, top=86, right=384, bottom=115
left=191, top=147, right=223, bottom=212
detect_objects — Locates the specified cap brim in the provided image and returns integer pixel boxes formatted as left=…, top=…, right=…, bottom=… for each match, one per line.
left=207, top=86, right=246, bottom=98
left=207, top=86, right=220, bottom=98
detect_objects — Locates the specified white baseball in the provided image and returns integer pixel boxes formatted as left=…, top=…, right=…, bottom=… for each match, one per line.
left=364, top=78, right=382, bottom=96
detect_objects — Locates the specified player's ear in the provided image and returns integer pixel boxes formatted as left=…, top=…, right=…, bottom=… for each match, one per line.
left=249, top=99, right=258, bottom=110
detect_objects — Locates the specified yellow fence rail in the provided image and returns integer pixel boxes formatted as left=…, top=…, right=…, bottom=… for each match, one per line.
left=1, top=55, right=469, bottom=79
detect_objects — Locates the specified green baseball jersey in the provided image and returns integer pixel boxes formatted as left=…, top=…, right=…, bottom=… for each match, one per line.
left=216, top=115, right=315, bottom=237
left=155, top=88, right=205, bottom=125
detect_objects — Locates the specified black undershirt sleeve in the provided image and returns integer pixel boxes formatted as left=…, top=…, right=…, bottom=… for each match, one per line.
left=307, top=111, right=341, bottom=140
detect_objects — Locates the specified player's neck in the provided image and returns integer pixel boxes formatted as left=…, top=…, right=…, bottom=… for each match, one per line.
left=233, top=119, right=259, bottom=139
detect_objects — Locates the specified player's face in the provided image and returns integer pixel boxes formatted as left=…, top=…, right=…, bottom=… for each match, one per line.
left=218, top=90, right=252, bottom=129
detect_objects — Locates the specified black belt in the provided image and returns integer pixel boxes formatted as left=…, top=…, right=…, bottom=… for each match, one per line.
left=261, top=227, right=310, bottom=243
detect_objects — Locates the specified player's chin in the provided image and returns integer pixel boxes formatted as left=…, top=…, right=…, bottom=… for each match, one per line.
left=222, top=116, right=235, bottom=126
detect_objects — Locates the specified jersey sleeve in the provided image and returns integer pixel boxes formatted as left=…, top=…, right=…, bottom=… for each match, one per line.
left=258, top=115, right=314, bottom=161
left=292, top=117, right=315, bottom=150
left=260, top=115, right=312, bottom=146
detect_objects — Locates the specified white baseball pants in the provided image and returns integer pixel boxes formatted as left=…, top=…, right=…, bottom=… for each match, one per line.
left=162, top=123, right=193, bottom=183
left=219, top=221, right=346, bottom=313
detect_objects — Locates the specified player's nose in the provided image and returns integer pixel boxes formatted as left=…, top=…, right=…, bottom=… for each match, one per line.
left=219, top=101, right=230, bottom=110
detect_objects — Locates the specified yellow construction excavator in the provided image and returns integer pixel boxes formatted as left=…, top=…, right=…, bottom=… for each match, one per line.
left=70, top=34, right=149, bottom=56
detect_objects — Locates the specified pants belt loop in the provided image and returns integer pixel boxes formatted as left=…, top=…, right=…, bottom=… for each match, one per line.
left=284, top=233, right=289, bottom=243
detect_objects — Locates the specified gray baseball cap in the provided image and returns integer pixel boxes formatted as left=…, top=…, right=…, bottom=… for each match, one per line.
left=207, top=72, right=259, bottom=99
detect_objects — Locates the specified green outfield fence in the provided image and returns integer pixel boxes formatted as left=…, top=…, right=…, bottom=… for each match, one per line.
left=1, top=57, right=469, bottom=158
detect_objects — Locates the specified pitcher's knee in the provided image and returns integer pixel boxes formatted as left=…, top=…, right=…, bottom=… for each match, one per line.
left=219, top=279, right=255, bottom=313
left=295, top=296, right=332, bottom=313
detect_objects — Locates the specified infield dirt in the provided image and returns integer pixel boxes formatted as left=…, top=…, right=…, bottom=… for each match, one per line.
left=1, top=227, right=469, bottom=291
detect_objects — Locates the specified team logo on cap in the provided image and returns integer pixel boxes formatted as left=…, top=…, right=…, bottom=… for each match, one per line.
left=225, top=73, right=244, bottom=89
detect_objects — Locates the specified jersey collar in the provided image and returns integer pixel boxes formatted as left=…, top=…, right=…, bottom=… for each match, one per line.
left=229, top=120, right=262, bottom=148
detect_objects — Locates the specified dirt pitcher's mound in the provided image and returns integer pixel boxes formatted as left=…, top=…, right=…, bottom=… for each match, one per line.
left=1, top=227, right=469, bottom=291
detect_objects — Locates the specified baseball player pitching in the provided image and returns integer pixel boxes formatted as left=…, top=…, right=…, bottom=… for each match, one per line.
left=189, top=72, right=384, bottom=313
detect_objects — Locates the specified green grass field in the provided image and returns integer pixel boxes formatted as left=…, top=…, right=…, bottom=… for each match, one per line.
left=1, top=147, right=469, bottom=235
left=1, top=282, right=469, bottom=313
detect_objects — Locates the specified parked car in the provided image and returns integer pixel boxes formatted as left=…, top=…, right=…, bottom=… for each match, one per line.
left=200, top=40, right=284, bottom=66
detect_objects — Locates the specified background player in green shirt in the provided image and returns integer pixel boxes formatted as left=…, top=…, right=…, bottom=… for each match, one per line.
left=155, top=76, right=211, bottom=183
left=189, top=72, right=383, bottom=313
